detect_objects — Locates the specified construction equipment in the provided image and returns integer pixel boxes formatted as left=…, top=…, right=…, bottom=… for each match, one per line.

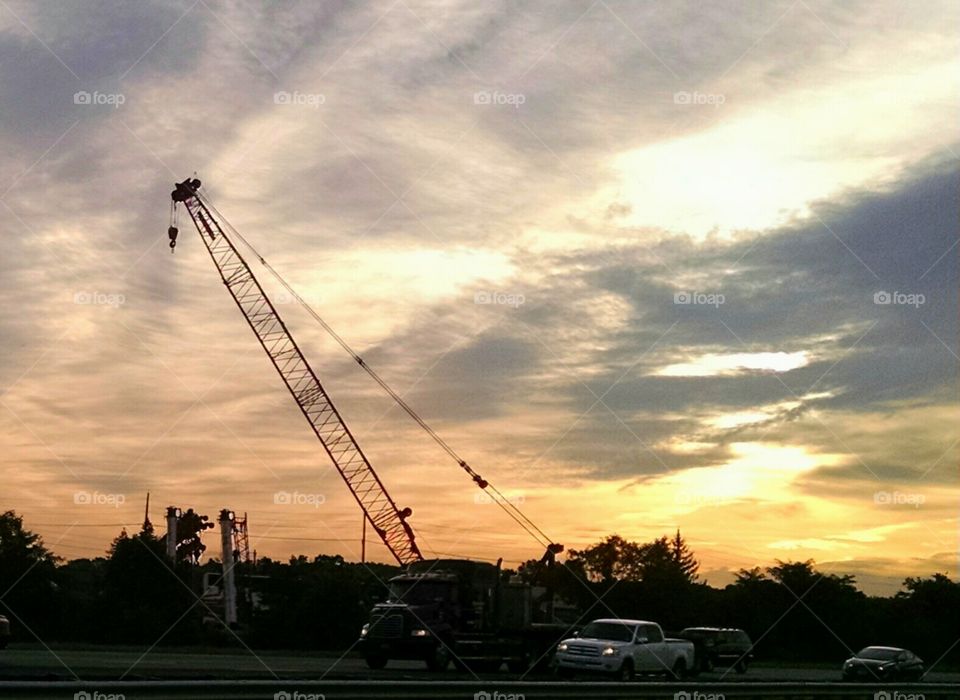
left=168, top=177, right=571, bottom=667
left=171, top=178, right=420, bottom=565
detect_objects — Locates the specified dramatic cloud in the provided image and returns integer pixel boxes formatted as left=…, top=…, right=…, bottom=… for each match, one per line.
left=0, top=0, right=956, bottom=594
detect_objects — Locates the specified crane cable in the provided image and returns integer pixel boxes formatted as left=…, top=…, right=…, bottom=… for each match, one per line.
left=196, top=193, right=556, bottom=551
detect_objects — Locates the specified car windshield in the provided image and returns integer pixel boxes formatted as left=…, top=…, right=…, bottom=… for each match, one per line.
left=580, top=621, right=637, bottom=642
left=857, top=647, right=900, bottom=661
left=388, top=580, right=452, bottom=605
left=680, top=629, right=713, bottom=639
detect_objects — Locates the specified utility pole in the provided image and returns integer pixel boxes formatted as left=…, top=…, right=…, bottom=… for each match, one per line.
left=165, top=506, right=180, bottom=560
left=142, top=492, right=152, bottom=534
left=219, top=509, right=238, bottom=627
left=361, top=515, right=367, bottom=564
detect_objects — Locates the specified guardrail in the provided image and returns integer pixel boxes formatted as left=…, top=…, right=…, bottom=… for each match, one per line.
left=0, top=680, right=953, bottom=700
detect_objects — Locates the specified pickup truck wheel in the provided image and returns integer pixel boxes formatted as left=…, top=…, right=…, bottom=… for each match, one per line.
left=671, top=658, right=688, bottom=680
left=617, top=659, right=635, bottom=681
left=364, top=654, right=388, bottom=670
left=734, top=659, right=748, bottom=674
left=425, top=646, right=450, bottom=671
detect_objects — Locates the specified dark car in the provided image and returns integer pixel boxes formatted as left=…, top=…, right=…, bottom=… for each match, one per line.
left=0, top=614, right=9, bottom=649
left=677, top=627, right=753, bottom=673
left=842, top=646, right=924, bottom=681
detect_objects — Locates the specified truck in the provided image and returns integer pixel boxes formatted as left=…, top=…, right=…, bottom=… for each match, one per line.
left=675, top=626, right=753, bottom=673
left=359, top=558, right=576, bottom=672
left=553, top=618, right=696, bottom=680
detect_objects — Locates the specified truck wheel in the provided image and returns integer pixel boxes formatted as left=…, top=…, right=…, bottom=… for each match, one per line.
left=734, top=659, right=748, bottom=674
left=617, top=659, right=635, bottom=681
left=364, top=654, right=388, bottom=670
left=425, top=646, right=451, bottom=671
left=671, top=658, right=687, bottom=680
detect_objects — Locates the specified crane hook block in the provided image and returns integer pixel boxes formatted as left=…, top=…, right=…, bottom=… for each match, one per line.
left=168, top=226, right=179, bottom=252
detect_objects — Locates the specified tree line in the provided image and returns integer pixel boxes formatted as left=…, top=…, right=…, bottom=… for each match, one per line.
left=1, top=511, right=957, bottom=665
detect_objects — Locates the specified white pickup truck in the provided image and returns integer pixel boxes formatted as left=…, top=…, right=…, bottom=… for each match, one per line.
left=554, top=618, right=696, bottom=680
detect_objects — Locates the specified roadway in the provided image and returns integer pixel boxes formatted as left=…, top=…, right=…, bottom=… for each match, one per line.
left=2, top=645, right=960, bottom=683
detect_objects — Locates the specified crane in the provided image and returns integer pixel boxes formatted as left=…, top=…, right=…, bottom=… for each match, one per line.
left=168, top=177, right=561, bottom=568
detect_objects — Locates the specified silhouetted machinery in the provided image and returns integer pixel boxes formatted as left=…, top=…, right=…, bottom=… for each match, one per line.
left=169, top=177, right=573, bottom=670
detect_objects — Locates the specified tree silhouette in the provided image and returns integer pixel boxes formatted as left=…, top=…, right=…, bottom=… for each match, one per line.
left=568, top=533, right=700, bottom=584
left=0, top=511, right=59, bottom=640
left=174, top=508, right=214, bottom=564
left=103, top=527, right=201, bottom=643
left=567, top=535, right=645, bottom=582
left=671, top=530, right=699, bottom=582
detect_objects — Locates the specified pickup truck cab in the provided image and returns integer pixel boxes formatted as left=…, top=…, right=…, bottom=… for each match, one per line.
left=554, top=618, right=695, bottom=680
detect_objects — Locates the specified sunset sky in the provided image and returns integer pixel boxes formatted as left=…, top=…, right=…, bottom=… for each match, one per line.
left=1, top=0, right=957, bottom=595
